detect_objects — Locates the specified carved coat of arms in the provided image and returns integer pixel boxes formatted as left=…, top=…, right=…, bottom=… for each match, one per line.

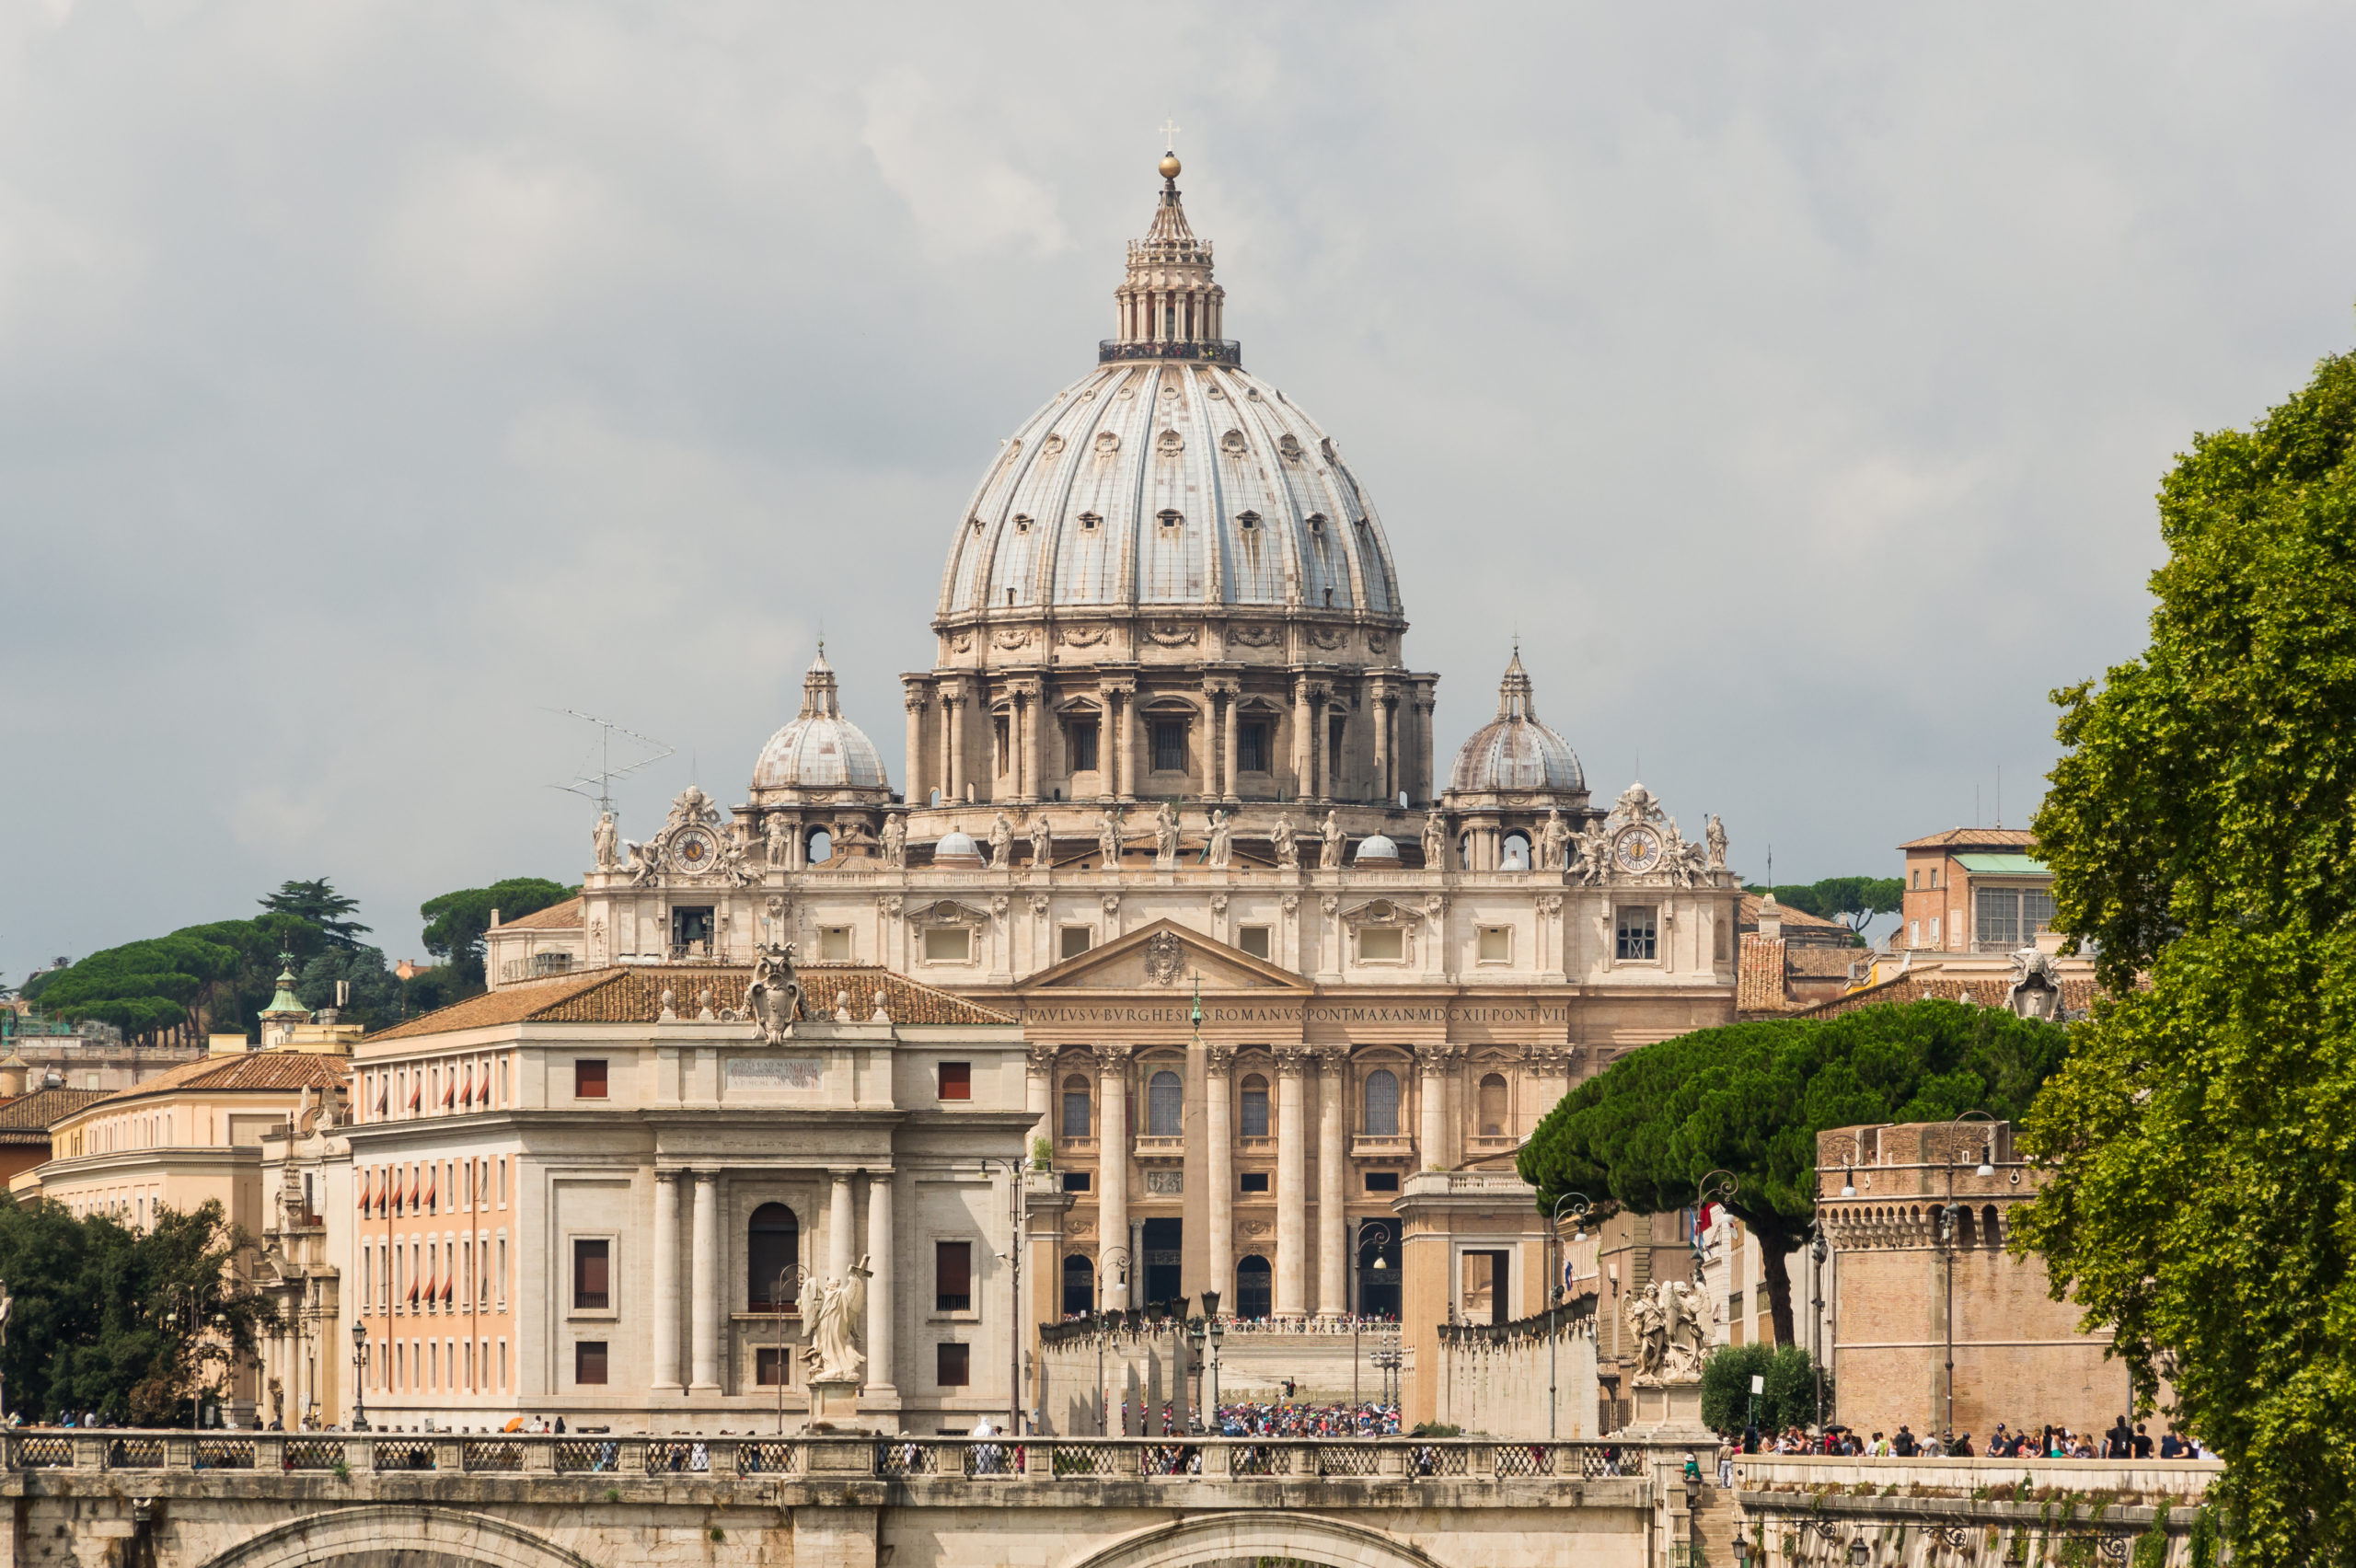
left=1141, top=930, right=1184, bottom=986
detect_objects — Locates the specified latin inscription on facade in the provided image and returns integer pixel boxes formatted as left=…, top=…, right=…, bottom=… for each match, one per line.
left=725, top=1055, right=824, bottom=1092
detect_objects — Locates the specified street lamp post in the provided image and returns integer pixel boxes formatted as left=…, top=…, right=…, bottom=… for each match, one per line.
left=1807, top=1222, right=1830, bottom=1435
left=980, top=1158, right=1030, bottom=1435
left=1938, top=1111, right=1998, bottom=1447
left=1351, top=1221, right=1397, bottom=1424
left=1545, top=1193, right=1592, bottom=1441
left=0, top=1278, right=12, bottom=1427
left=1199, top=1288, right=1222, bottom=1426
left=349, top=1320, right=369, bottom=1431
left=1094, top=1245, right=1131, bottom=1435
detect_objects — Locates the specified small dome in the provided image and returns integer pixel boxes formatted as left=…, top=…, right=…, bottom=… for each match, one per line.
left=752, top=649, right=890, bottom=794
left=933, top=828, right=983, bottom=870
left=1354, top=834, right=1400, bottom=864
left=1449, top=649, right=1585, bottom=795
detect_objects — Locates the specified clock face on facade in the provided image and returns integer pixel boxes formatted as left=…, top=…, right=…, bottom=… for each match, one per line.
left=1614, top=826, right=1664, bottom=875
left=671, top=826, right=720, bottom=875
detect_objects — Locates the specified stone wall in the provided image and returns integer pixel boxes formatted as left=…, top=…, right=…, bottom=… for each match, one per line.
left=1034, top=1325, right=1190, bottom=1435
left=1428, top=1310, right=1597, bottom=1439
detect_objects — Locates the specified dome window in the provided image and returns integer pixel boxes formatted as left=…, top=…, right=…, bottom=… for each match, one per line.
left=1307, top=513, right=1325, bottom=535
left=1014, top=514, right=1032, bottom=533
left=1236, top=511, right=1260, bottom=532
left=1157, top=429, right=1184, bottom=455
left=1278, top=433, right=1301, bottom=459
left=1220, top=429, right=1248, bottom=455
left=1079, top=512, right=1101, bottom=532
left=1094, top=431, right=1120, bottom=454
left=1158, top=510, right=1184, bottom=532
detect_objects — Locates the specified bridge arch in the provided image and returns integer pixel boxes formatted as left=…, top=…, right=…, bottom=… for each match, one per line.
left=1061, top=1511, right=1452, bottom=1568
left=190, top=1504, right=596, bottom=1568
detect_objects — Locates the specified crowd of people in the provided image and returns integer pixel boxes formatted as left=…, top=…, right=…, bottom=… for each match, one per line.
left=1212, top=1401, right=1400, bottom=1437
left=1736, top=1418, right=2209, bottom=1460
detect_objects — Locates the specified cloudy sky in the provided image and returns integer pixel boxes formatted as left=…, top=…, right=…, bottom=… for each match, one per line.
left=4, top=2, right=2352, bottom=974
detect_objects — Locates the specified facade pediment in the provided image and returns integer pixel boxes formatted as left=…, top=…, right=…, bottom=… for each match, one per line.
left=1024, top=918, right=1311, bottom=995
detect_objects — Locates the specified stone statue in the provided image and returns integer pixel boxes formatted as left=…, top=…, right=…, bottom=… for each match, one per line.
left=1629, top=1278, right=1711, bottom=1383
left=1627, top=1286, right=1667, bottom=1380
left=1319, top=811, right=1345, bottom=870
left=1667, top=1280, right=1710, bottom=1377
left=987, top=813, right=1014, bottom=870
left=593, top=811, right=620, bottom=871
left=1029, top=813, right=1052, bottom=869
left=803, top=1254, right=872, bottom=1385
left=1152, top=801, right=1181, bottom=870
left=1096, top=808, right=1124, bottom=867
left=1538, top=809, right=1571, bottom=871
left=1270, top=814, right=1300, bottom=870
left=628, top=840, right=663, bottom=885
left=764, top=813, right=793, bottom=870
left=2007, top=949, right=2063, bottom=1021
left=1205, top=809, right=1233, bottom=870
left=880, top=813, right=907, bottom=869
left=1421, top=809, right=1449, bottom=871
left=1704, top=813, right=1728, bottom=872
left=745, top=942, right=803, bottom=1043
left=1573, top=822, right=1612, bottom=887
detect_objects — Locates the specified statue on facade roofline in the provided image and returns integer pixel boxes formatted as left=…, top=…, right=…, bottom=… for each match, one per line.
left=764, top=813, right=793, bottom=869
left=881, top=813, right=907, bottom=869
left=1538, top=808, right=1571, bottom=871
left=1096, top=807, right=1124, bottom=866
left=1705, top=813, right=1728, bottom=872
left=593, top=811, right=620, bottom=871
left=1029, top=813, right=1052, bottom=869
left=1205, top=808, right=1233, bottom=870
left=1270, top=813, right=1299, bottom=870
left=1421, top=809, right=1449, bottom=871
left=1153, top=801, right=1181, bottom=869
left=987, top=813, right=1014, bottom=870
left=1319, top=811, right=1345, bottom=870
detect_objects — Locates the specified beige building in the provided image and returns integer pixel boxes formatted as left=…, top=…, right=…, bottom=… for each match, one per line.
left=486, top=156, right=1745, bottom=1355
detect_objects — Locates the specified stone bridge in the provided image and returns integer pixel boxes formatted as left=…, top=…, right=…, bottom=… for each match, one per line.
left=1, top=1433, right=1715, bottom=1568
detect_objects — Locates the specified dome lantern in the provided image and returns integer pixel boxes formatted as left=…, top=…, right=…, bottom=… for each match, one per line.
left=1107, top=154, right=1232, bottom=365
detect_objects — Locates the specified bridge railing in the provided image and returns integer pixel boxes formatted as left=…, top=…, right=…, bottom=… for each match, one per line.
left=2, top=1431, right=1630, bottom=1484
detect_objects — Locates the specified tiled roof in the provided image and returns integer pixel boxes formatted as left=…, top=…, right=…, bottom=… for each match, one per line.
left=82, top=1051, right=352, bottom=1112
left=1785, top=945, right=1869, bottom=980
left=1897, top=827, right=2038, bottom=851
left=495, top=896, right=584, bottom=932
left=0, top=1088, right=110, bottom=1142
left=1794, top=973, right=2101, bottom=1020
left=370, top=963, right=1015, bottom=1042
left=1736, top=894, right=1855, bottom=940
left=1737, top=935, right=1787, bottom=1014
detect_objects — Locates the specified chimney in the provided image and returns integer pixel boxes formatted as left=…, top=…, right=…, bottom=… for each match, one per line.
left=1757, top=893, right=1784, bottom=940
left=490, top=908, right=502, bottom=928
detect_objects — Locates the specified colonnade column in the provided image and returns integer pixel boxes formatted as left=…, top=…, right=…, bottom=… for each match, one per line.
left=1372, top=691, right=1393, bottom=805
left=1020, top=686, right=1043, bottom=803
left=1205, top=1045, right=1234, bottom=1311
left=651, top=1170, right=682, bottom=1394
left=1315, top=1044, right=1348, bottom=1319
left=1291, top=680, right=1313, bottom=801
left=1274, top=1046, right=1309, bottom=1320
left=1025, top=1044, right=1056, bottom=1152
left=1414, top=693, right=1437, bottom=807
left=904, top=689, right=930, bottom=807
left=829, top=1171, right=855, bottom=1282
left=865, top=1173, right=895, bottom=1396
left=946, top=693, right=966, bottom=804
left=1096, top=1044, right=1132, bottom=1309
left=1219, top=691, right=1241, bottom=802
left=688, top=1171, right=720, bottom=1393
left=1415, top=1044, right=1453, bottom=1172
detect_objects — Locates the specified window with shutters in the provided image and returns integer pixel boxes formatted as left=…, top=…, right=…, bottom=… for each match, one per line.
left=936, top=1240, right=972, bottom=1313
left=574, top=1341, right=607, bottom=1385
left=1240, top=1074, right=1270, bottom=1137
left=1061, top=1076, right=1091, bottom=1137
left=938, top=1062, right=972, bottom=1101
left=573, top=1059, right=607, bottom=1099
left=1614, top=905, right=1657, bottom=962
left=937, top=1343, right=971, bottom=1387
left=572, top=1239, right=610, bottom=1312
left=1364, top=1069, right=1399, bottom=1136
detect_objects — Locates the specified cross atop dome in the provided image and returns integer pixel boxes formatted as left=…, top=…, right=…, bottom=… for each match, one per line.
left=1108, top=149, right=1232, bottom=364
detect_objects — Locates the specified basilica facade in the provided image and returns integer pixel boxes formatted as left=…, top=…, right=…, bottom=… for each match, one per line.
left=490, top=154, right=1740, bottom=1335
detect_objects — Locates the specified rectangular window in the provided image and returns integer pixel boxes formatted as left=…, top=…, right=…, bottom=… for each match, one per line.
left=936, top=1343, right=971, bottom=1387
left=1364, top=1170, right=1401, bottom=1193
left=1070, top=720, right=1099, bottom=774
left=756, top=1346, right=791, bottom=1386
left=936, top=1241, right=973, bottom=1312
left=574, top=1341, right=608, bottom=1385
left=573, top=1059, right=608, bottom=1099
left=1909, top=919, right=1921, bottom=947
left=938, top=1062, right=972, bottom=1101
left=1062, top=1083, right=1091, bottom=1137
left=2022, top=887, right=2056, bottom=938
left=1358, top=927, right=1404, bottom=963
left=924, top=927, right=973, bottom=963
left=1237, top=926, right=1272, bottom=961
left=1239, top=721, right=1270, bottom=775
left=1151, top=720, right=1186, bottom=774
left=1614, top=905, right=1658, bottom=961
left=498, top=1156, right=507, bottom=1205
left=1977, top=889, right=2020, bottom=949
left=1477, top=926, right=1511, bottom=963
left=1240, top=1170, right=1271, bottom=1194
left=819, top=927, right=852, bottom=962
left=1059, top=926, right=1093, bottom=962
left=1060, top=1171, right=1091, bottom=1193
left=573, top=1239, right=610, bottom=1311
left=1328, top=714, right=1345, bottom=783
left=994, top=715, right=1011, bottom=775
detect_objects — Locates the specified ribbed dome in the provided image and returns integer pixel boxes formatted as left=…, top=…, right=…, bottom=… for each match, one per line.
left=935, top=168, right=1402, bottom=623
left=752, top=650, right=890, bottom=793
left=1449, top=650, right=1585, bottom=795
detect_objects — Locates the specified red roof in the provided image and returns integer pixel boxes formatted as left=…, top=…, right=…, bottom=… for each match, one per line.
left=1897, top=827, right=2038, bottom=851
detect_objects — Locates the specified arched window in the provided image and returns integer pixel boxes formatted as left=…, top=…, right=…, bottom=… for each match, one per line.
left=1236, top=1255, right=1273, bottom=1321
left=1148, top=1070, right=1183, bottom=1136
left=806, top=827, right=833, bottom=865
left=1240, top=1074, right=1270, bottom=1138
left=1981, top=1205, right=2001, bottom=1247
left=1061, top=1075, right=1091, bottom=1138
left=1953, top=1205, right=1978, bottom=1248
left=1062, top=1253, right=1094, bottom=1318
left=1364, top=1069, right=1399, bottom=1137
left=748, top=1203, right=800, bottom=1310
left=1478, top=1074, right=1509, bottom=1137
left=1502, top=831, right=1532, bottom=870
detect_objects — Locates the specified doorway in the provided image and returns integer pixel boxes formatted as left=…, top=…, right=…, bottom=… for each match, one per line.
left=1142, top=1216, right=1183, bottom=1309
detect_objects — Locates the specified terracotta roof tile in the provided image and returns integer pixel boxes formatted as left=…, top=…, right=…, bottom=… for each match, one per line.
left=83, top=1051, right=352, bottom=1111
left=496, top=896, right=585, bottom=932
left=370, top=963, right=1014, bottom=1043
left=1785, top=945, right=1870, bottom=980
left=1795, top=973, right=2103, bottom=1020
left=1737, top=935, right=1788, bottom=1014
left=1897, top=827, right=2038, bottom=851
left=1735, top=894, right=1855, bottom=940
left=0, top=1088, right=111, bottom=1142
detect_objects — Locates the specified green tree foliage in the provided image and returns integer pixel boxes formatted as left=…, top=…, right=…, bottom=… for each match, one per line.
left=1700, top=1342, right=1829, bottom=1435
left=0, top=1201, right=274, bottom=1424
left=294, top=947, right=404, bottom=1033
left=1519, top=999, right=2068, bottom=1342
left=419, top=877, right=576, bottom=990
left=257, top=878, right=371, bottom=950
left=1744, top=877, right=1902, bottom=937
left=32, top=935, right=243, bottom=1043
left=2017, top=347, right=2356, bottom=1564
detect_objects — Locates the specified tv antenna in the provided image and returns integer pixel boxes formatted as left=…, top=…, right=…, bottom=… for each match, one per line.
left=547, top=709, right=674, bottom=817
